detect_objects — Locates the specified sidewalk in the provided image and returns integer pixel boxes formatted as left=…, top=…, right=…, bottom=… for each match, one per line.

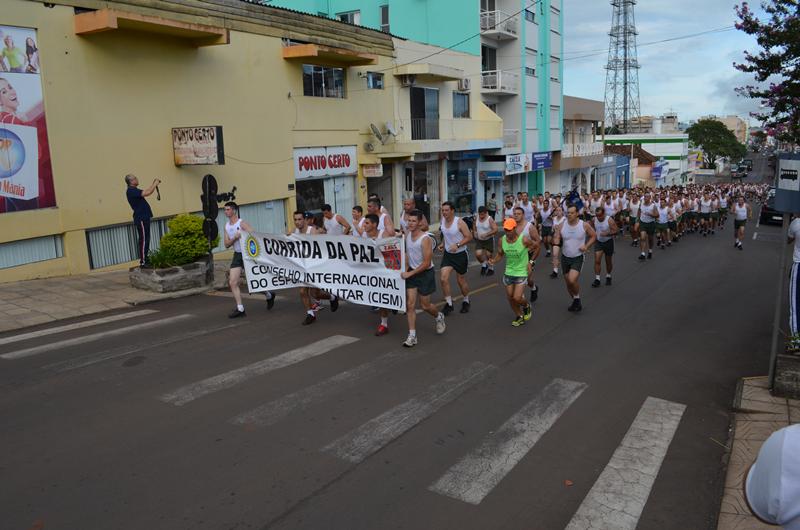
left=718, top=376, right=800, bottom=529
left=0, top=263, right=230, bottom=334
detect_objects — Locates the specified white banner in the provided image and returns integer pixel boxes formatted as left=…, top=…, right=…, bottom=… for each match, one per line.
left=242, top=232, right=406, bottom=311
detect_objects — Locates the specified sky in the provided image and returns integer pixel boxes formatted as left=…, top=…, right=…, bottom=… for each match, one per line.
left=562, top=0, right=766, bottom=124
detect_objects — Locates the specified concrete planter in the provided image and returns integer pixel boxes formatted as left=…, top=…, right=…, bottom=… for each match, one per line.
left=773, top=353, right=800, bottom=399
left=129, top=256, right=214, bottom=293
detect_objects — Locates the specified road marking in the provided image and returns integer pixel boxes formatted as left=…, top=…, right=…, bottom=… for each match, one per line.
left=322, top=361, right=495, bottom=464
left=231, top=349, right=414, bottom=428
left=753, top=232, right=758, bottom=240
left=429, top=378, right=588, bottom=505
left=0, top=314, right=192, bottom=360
left=159, top=335, right=359, bottom=406
left=565, top=396, right=686, bottom=530
left=42, top=322, right=245, bottom=373
left=0, top=309, right=158, bottom=346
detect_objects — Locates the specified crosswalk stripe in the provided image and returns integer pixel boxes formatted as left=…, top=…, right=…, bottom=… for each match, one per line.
left=230, top=349, right=413, bottom=428
left=429, top=378, right=588, bottom=505
left=42, top=322, right=245, bottom=373
left=322, top=361, right=496, bottom=464
left=565, top=396, right=686, bottom=530
left=0, top=314, right=192, bottom=360
left=159, top=335, right=359, bottom=406
left=0, top=309, right=158, bottom=346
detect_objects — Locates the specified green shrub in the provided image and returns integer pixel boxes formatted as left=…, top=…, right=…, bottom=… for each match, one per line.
left=148, top=214, right=218, bottom=267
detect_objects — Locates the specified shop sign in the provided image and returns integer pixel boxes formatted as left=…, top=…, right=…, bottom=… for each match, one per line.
left=505, top=153, right=531, bottom=175
left=479, top=171, right=504, bottom=181
left=294, top=145, right=357, bottom=180
left=362, top=164, right=384, bottom=178
left=172, top=126, right=225, bottom=166
left=531, top=151, right=553, bottom=170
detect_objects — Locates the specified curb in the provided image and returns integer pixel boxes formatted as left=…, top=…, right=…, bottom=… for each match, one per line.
left=122, top=285, right=214, bottom=306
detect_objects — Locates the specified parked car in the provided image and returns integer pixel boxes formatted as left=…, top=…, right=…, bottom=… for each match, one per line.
left=760, top=189, right=784, bottom=225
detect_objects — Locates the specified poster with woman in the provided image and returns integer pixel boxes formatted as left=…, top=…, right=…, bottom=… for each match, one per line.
left=0, top=25, right=54, bottom=213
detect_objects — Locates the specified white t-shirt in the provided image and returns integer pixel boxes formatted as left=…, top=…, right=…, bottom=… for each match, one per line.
left=790, top=218, right=800, bottom=263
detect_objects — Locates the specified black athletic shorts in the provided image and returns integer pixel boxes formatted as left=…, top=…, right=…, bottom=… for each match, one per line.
left=406, top=268, right=436, bottom=296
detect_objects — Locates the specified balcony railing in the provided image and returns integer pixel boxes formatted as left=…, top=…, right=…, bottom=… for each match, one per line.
left=480, top=10, right=519, bottom=40
left=481, top=70, right=519, bottom=95
left=411, top=118, right=440, bottom=140
left=562, top=142, right=604, bottom=158
left=503, top=129, right=519, bottom=148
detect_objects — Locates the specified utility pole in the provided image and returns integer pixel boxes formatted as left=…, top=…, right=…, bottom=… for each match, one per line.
left=604, top=0, right=641, bottom=134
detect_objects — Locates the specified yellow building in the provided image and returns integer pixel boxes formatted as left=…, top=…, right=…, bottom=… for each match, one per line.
left=0, top=0, right=501, bottom=282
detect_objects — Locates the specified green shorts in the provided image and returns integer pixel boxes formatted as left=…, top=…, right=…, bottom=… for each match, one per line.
left=503, top=275, right=527, bottom=286
left=475, top=238, right=495, bottom=253
left=231, top=251, right=244, bottom=269
left=594, top=239, right=614, bottom=256
left=720, top=208, right=729, bottom=216
left=630, top=216, right=638, bottom=225
left=561, top=254, right=584, bottom=275
left=734, top=219, right=747, bottom=229
left=441, top=250, right=468, bottom=275
left=711, top=212, right=719, bottom=219
left=541, top=226, right=553, bottom=237
left=406, top=267, right=436, bottom=296
left=656, top=222, right=668, bottom=231
left=701, top=213, right=711, bottom=220
left=668, top=221, right=677, bottom=231
left=640, top=222, right=655, bottom=235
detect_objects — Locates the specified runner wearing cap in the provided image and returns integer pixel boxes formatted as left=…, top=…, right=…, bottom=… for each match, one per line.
left=490, top=217, right=536, bottom=326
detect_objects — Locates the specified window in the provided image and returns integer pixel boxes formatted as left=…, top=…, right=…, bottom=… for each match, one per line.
left=453, top=92, right=470, bottom=119
left=303, top=64, right=345, bottom=98
left=526, top=103, right=538, bottom=128
left=337, top=10, right=360, bottom=25
left=380, top=5, right=390, bottom=33
left=410, top=87, right=439, bottom=140
left=550, top=56, right=560, bottom=82
left=481, top=45, right=497, bottom=72
left=0, top=234, right=64, bottom=270
left=550, top=105, right=560, bottom=128
left=481, top=0, right=496, bottom=11
left=524, top=9, right=535, bottom=22
left=526, top=48, right=537, bottom=77
left=525, top=67, right=536, bottom=77
left=366, top=72, right=384, bottom=89
left=486, top=102, right=498, bottom=113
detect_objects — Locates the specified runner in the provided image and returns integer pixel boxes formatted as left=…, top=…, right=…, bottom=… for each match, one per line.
left=438, top=201, right=473, bottom=314
left=401, top=210, right=446, bottom=347
left=367, top=197, right=395, bottom=238
left=513, top=206, right=542, bottom=302
left=360, top=213, right=391, bottom=335
left=399, top=197, right=429, bottom=234
left=473, top=205, right=498, bottom=276
left=503, top=194, right=516, bottom=219
left=591, top=206, right=618, bottom=287
left=540, top=196, right=555, bottom=258
left=518, top=192, right=536, bottom=223
left=489, top=218, right=536, bottom=326
left=656, top=197, right=670, bottom=250
left=629, top=192, right=641, bottom=247
left=638, top=193, right=658, bottom=260
left=223, top=202, right=275, bottom=318
left=296, top=212, right=339, bottom=325
left=733, top=195, right=752, bottom=250
left=351, top=205, right=365, bottom=236
left=550, top=205, right=566, bottom=278
left=699, top=191, right=712, bottom=236
left=321, top=204, right=351, bottom=235
left=553, top=204, right=597, bottom=312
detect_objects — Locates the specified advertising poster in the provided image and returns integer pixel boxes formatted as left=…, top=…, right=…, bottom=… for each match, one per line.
left=172, top=126, right=225, bottom=165
left=242, top=232, right=406, bottom=311
left=0, top=25, right=55, bottom=213
left=505, top=153, right=531, bottom=175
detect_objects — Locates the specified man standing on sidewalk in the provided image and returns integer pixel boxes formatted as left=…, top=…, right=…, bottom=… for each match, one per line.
left=125, top=174, right=159, bottom=266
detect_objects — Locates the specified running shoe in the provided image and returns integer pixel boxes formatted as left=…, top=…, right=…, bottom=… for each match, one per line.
left=442, top=303, right=454, bottom=316
left=265, top=293, right=275, bottom=310
left=435, top=313, right=446, bottom=334
left=310, top=302, right=321, bottom=312
left=302, top=314, right=316, bottom=325
left=330, top=295, right=339, bottom=312
left=530, top=286, right=538, bottom=302
left=402, top=334, right=418, bottom=348
left=570, top=299, right=583, bottom=312
left=480, top=267, right=487, bottom=276
left=511, top=316, right=525, bottom=327
left=549, top=270, right=558, bottom=279
left=591, top=279, right=601, bottom=288
left=647, top=252, right=653, bottom=260
left=523, top=304, right=532, bottom=321
left=487, top=269, right=495, bottom=277
left=228, top=308, right=246, bottom=319
left=606, top=276, right=612, bottom=286
left=546, top=250, right=551, bottom=257
left=460, top=301, right=470, bottom=313
left=638, top=254, right=646, bottom=261
left=375, top=324, right=389, bottom=336
left=738, top=243, right=744, bottom=251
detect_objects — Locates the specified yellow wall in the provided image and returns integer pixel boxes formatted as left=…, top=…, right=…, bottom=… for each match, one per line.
left=0, top=0, right=396, bottom=281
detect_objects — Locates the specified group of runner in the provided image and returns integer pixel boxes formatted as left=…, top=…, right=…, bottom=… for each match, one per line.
left=220, top=183, right=768, bottom=348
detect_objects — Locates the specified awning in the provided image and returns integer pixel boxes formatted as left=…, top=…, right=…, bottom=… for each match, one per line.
left=74, top=9, right=229, bottom=47
left=392, top=63, right=464, bottom=81
left=282, top=43, right=377, bottom=66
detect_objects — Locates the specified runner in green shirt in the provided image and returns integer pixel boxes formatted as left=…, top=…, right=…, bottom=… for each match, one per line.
left=490, top=218, right=537, bottom=327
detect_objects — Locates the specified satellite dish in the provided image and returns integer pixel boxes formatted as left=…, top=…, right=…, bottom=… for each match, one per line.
left=370, top=123, right=385, bottom=145
left=385, top=121, right=398, bottom=137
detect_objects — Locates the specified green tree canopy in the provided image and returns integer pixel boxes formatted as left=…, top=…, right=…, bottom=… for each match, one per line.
left=686, top=119, right=748, bottom=169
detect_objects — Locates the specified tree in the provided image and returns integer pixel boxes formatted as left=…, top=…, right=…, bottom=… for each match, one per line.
left=734, top=1, right=800, bottom=145
left=686, top=119, right=748, bottom=169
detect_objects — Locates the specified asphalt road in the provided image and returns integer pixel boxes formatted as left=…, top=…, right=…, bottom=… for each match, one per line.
left=0, top=211, right=784, bottom=530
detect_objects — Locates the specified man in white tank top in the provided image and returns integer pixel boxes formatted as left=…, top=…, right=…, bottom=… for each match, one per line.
left=733, top=195, right=752, bottom=250
left=360, top=214, right=392, bottom=336
left=591, top=206, right=618, bottom=288
left=438, top=201, right=473, bottom=314
left=401, top=209, right=446, bottom=347
left=351, top=205, right=366, bottom=236
left=321, top=204, right=351, bottom=235
left=399, top=197, right=429, bottom=234
left=223, top=202, right=275, bottom=318
left=367, top=197, right=395, bottom=238
left=296, top=211, right=340, bottom=326
left=518, top=192, right=535, bottom=223
left=553, top=204, right=596, bottom=312
left=513, top=206, right=542, bottom=302
left=473, top=205, right=498, bottom=276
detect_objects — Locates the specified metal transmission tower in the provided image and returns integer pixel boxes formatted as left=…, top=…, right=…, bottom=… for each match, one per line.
left=604, top=0, right=641, bottom=133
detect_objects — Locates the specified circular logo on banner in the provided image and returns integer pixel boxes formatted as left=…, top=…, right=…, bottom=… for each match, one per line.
left=246, top=236, right=260, bottom=258
left=0, top=129, right=26, bottom=179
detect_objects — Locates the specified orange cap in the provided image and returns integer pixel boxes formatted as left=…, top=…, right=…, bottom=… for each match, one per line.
left=503, top=218, right=517, bottom=230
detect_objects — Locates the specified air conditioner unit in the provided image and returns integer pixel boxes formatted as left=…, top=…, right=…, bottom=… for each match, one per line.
left=400, top=74, right=417, bottom=87
left=458, top=78, right=471, bottom=91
